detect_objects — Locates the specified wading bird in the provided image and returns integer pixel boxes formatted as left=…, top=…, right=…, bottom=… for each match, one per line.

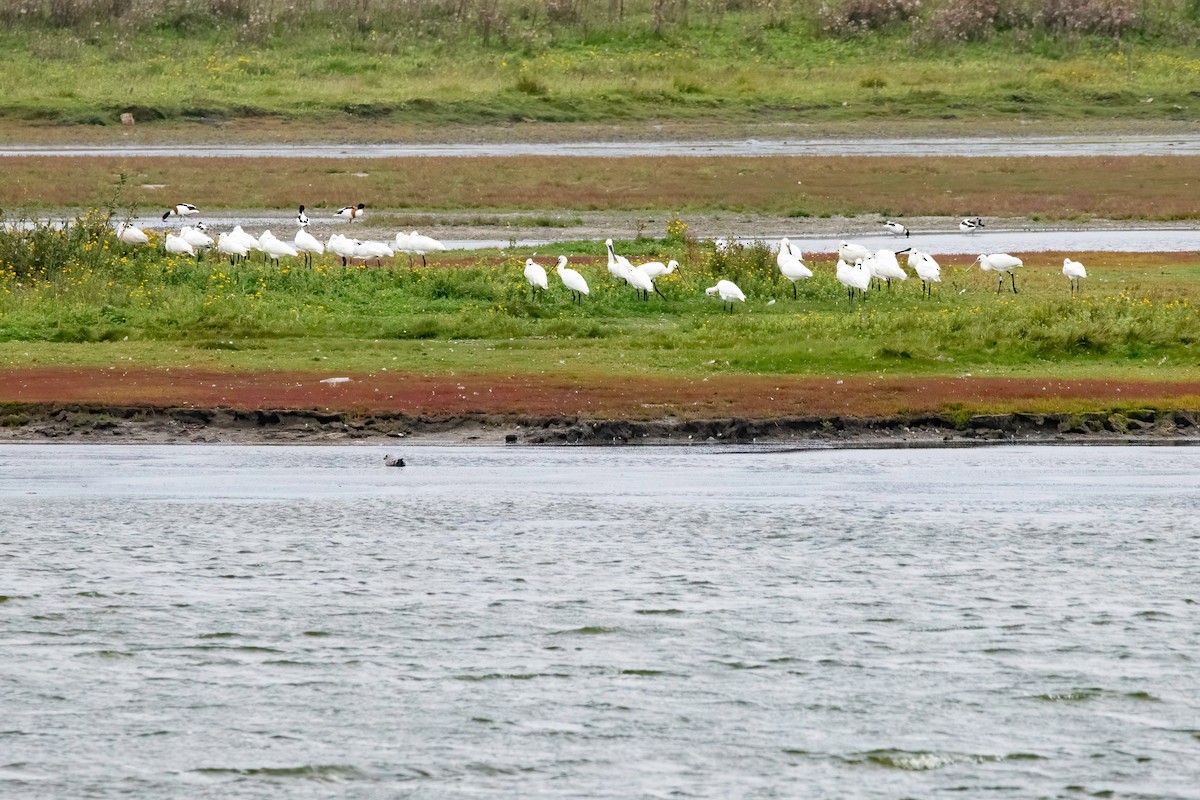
left=556, top=256, right=589, bottom=303
left=523, top=257, right=549, bottom=297
left=296, top=205, right=310, bottom=228
left=259, top=230, right=299, bottom=265
left=907, top=251, right=942, bottom=298
left=180, top=224, right=213, bottom=258
left=294, top=227, right=324, bottom=267
left=883, top=220, right=909, bottom=237
left=777, top=238, right=813, bottom=299
left=327, top=233, right=358, bottom=266
left=1063, top=257, right=1087, bottom=296
left=162, top=203, right=198, bottom=221
left=164, top=232, right=195, bottom=257
left=706, top=279, right=746, bottom=312
left=336, top=203, right=365, bottom=222
left=837, top=258, right=871, bottom=303
left=975, top=253, right=1023, bottom=294
left=872, top=248, right=909, bottom=290
left=116, top=222, right=149, bottom=246
left=405, top=231, right=446, bottom=267
left=605, top=238, right=634, bottom=284
left=634, top=258, right=680, bottom=281
left=217, top=231, right=249, bottom=265
left=625, top=263, right=664, bottom=301
left=838, top=240, right=871, bottom=265
left=960, top=217, right=985, bottom=233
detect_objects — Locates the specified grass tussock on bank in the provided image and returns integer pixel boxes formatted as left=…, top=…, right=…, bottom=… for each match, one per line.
left=5, top=156, right=1200, bottom=221
left=2, top=211, right=1199, bottom=384
left=3, top=1, right=1200, bottom=127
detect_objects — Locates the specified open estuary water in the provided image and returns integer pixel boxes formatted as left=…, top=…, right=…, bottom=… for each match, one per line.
left=2, top=444, right=1199, bottom=798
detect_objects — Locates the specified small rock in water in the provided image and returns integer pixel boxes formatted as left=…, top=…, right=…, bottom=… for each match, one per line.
left=384, top=455, right=405, bottom=467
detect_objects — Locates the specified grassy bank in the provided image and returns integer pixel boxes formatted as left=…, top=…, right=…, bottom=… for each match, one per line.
left=1, top=214, right=1198, bottom=387
left=4, top=1, right=1200, bottom=130
left=5, top=155, right=1200, bottom=221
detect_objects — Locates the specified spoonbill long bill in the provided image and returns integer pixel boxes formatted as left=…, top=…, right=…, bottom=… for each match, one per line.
left=706, top=279, right=746, bottom=312
left=777, top=238, right=813, bottom=299
left=634, top=258, right=680, bottom=280
left=605, top=238, right=634, bottom=283
left=524, top=258, right=549, bottom=297
left=556, top=256, right=589, bottom=303
left=975, top=253, right=1023, bottom=294
left=907, top=251, right=942, bottom=298
left=1063, top=257, right=1087, bottom=296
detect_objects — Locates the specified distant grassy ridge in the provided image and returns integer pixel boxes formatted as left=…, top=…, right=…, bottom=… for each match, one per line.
left=4, top=155, right=1200, bottom=220
left=4, top=0, right=1200, bottom=127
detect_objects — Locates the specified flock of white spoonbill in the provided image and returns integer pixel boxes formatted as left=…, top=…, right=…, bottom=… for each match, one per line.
left=121, top=205, right=1090, bottom=308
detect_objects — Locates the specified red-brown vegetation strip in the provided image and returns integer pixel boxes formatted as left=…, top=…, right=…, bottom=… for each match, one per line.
left=3, top=367, right=1200, bottom=419
left=5, top=156, right=1200, bottom=219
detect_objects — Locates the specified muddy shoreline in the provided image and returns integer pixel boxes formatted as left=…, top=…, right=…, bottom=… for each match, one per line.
left=3, top=404, right=1198, bottom=447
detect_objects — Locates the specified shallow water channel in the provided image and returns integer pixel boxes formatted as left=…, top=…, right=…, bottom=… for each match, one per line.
left=2, top=443, right=1198, bottom=798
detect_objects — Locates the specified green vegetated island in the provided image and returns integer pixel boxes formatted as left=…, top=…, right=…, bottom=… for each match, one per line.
left=2, top=0, right=1199, bottom=135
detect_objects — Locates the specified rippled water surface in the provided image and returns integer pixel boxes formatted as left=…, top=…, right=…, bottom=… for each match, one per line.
left=3, top=444, right=1198, bottom=798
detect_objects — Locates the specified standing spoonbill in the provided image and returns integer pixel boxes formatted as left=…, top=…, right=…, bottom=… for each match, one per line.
left=836, top=258, right=871, bottom=304
left=706, top=280, right=746, bottom=312
left=524, top=257, right=549, bottom=297
left=259, top=230, right=299, bottom=265
left=161, top=203, right=198, bottom=221
left=164, top=232, right=195, bottom=257
left=975, top=253, right=1023, bottom=294
left=883, top=220, right=909, bottom=238
left=838, top=240, right=871, bottom=265
left=1063, top=257, right=1087, bottom=296
left=625, top=263, right=664, bottom=300
left=777, top=238, right=813, bottom=299
left=217, top=232, right=249, bottom=265
left=116, top=222, right=149, bottom=246
left=180, top=224, right=214, bottom=258
left=872, top=248, right=909, bottom=290
left=336, top=203, right=365, bottom=222
left=294, top=227, right=325, bottom=267
left=605, top=239, right=634, bottom=284
left=406, top=232, right=447, bottom=267
left=634, top=258, right=680, bottom=280
left=907, top=251, right=942, bottom=298
left=556, top=256, right=589, bottom=303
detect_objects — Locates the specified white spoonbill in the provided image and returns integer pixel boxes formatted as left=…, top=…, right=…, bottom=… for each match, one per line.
left=836, top=258, right=871, bottom=303
left=624, top=263, right=664, bottom=301
left=524, top=258, right=549, bottom=297
left=907, top=251, right=942, bottom=298
left=353, top=239, right=394, bottom=266
left=327, top=233, right=359, bottom=266
left=556, top=256, right=589, bottom=303
left=872, top=248, right=908, bottom=289
left=883, top=220, right=909, bottom=238
left=1063, top=257, right=1087, bottom=296
left=706, top=280, right=746, bottom=312
left=164, top=232, right=195, bottom=257
left=960, top=217, right=984, bottom=233
left=605, top=238, right=634, bottom=283
left=336, top=203, right=365, bottom=222
left=217, top=232, right=249, bottom=265
left=634, top=258, right=680, bottom=280
left=294, top=227, right=325, bottom=267
left=406, top=231, right=447, bottom=267
left=838, top=240, right=871, bottom=265
left=116, top=222, right=149, bottom=246
left=260, top=230, right=299, bottom=264
left=777, top=239, right=813, bottom=299
left=296, top=205, right=310, bottom=228
left=161, top=203, right=198, bottom=221
left=975, top=253, right=1023, bottom=294
left=180, top=224, right=214, bottom=255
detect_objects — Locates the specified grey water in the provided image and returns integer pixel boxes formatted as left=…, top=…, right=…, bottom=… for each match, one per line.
left=3, top=134, right=1199, bottom=159
left=3, top=444, right=1199, bottom=798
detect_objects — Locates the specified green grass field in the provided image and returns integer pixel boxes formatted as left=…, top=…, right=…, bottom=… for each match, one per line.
left=2, top=215, right=1198, bottom=386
